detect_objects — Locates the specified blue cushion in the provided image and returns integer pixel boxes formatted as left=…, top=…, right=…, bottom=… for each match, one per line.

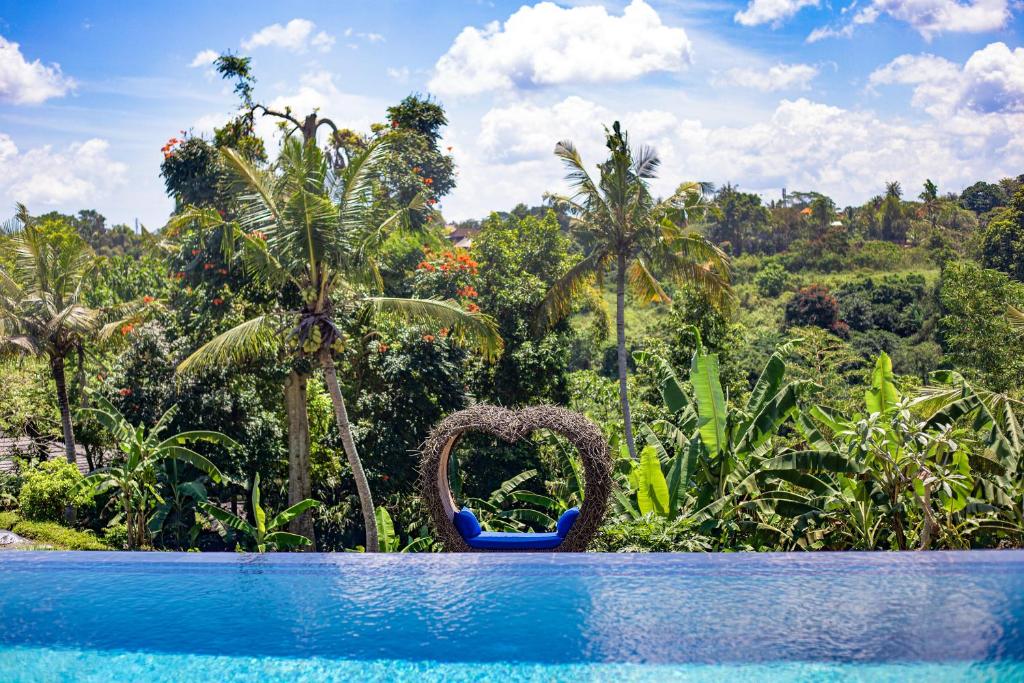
left=453, top=507, right=481, bottom=539
left=465, top=532, right=564, bottom=550
left=556, top=507, right=580, bottom=538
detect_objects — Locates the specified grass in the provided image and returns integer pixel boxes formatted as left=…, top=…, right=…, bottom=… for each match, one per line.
left=0, top=511, right=110, bottom=551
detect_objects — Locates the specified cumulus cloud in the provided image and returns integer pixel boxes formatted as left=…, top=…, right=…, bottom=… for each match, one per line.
left=734, top=0, right=819, bottom=27
left=713, top=63, right=819, bottom=91
left=0, top=134, right=127, bottom=206
left=0, top=36, right=75, bottom=105
left=443, top=91, right=1023, bottom=219
left=870, top=42, right=1024, bottom=116
left=428, top=0, right=692, bottom=96
left=189, top=49, right=219, bottom=68
left=808, top=0, right=1011, bottom=42
left=241, top=19, right=334, bottom=53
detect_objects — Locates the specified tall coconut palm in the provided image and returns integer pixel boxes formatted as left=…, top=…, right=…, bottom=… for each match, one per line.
left=0, top=210, right=101, bottom=465
left=537, top=121, right=732, bottom=461
left=173, top=137, right=502, bottom=551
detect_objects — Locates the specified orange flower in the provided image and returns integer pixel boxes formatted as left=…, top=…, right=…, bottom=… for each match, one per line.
left=465, top=302, right=480, bottom=313
left=204, top=263, right=214, bottom=270
left=120, top=324, right=134, bottom=336
left=119, top=388, right=132, bottom=397
left=191, top=249, right=200, bottom=256
left=212, top=297, right=223, bottom=306
left=422, top=334, right=435, bottom=342
left=378, top=343, right=389, bottom=353
left=142, top=295, right=155, bottom=304
left=424, top=178, right=433, bottom=185
left=439, top=327, right=449, bottom=338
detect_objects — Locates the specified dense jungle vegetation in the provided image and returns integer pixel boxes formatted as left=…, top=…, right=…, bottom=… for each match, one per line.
left=1, top=56, right=1023, bottom=553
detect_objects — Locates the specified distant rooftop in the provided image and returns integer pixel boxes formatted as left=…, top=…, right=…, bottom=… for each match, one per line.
left=0, top=437, right=92, bottom=475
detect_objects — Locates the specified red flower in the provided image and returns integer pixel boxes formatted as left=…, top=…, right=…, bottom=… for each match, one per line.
left=378, top=343, right=389, bottom=353
left=191, top=249, right=200, bottom=256
left=119, top=388, right=132, bottom=397
left=212, top=298, right=223, bottom=306
left=382, top=474, right=390, bottom=481
left=204, top=263, right=214, bottom=270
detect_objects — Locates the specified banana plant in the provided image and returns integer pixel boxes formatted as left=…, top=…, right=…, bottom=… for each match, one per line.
left=76, top=396, right=235, bottom=550
left=628, top=334, right=810, bottom=527
left=375, top=506, right=432, bottom=552
left=773, top=353, right=987, bottom=550
left=198, top=473, right=318, bottom=552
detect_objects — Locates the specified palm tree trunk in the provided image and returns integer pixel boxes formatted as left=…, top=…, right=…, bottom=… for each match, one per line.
left=284, top=369, right=316, bottom=551
left=319, top=349, right=379, bottom=552
left=49, top=353, right=77, bottom=464
left=616, top=254, right=638, bottom=461
left=50, top=353, right=79, bottom=526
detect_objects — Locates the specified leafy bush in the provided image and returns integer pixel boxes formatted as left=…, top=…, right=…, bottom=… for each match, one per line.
left=102, top=523, right=130, bottom=550
left=18, top=459, right=93, bottom=522
left=0, top=512, right=110, bottom=550
left=785, top=285, right=844, bottom=335
left=755, top=261, right=790, bottom=297
left=592, top=518, right=713, bottom=552
left=835, top=274, right=928, bottom=337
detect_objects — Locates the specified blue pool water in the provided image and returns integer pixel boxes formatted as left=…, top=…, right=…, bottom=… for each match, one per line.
left=1, top=551, right=1023, bottom=681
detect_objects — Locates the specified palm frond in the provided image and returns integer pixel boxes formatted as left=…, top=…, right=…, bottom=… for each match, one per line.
left=176, top=314, right=285, bottom=376
left=1009, top=305, right=1024, bottom=330
left=366, top=297, right=503, bottom=361
left=627, top=258, right=671, bottom=306
left=534, top=251, right=610, bottom=331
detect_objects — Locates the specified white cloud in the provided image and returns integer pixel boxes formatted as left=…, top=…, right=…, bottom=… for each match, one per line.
left=0, top=134, right=127, bottom=207
left=809, top=0, right=1010, bottom=42
left=870, top=42, right=1024, bottom=115
left=443, top=91, right=1023, bottom=220
left=241, top=19, right=334, bottom=53
left=387, top=66, right=410, bottom=82
left=734, top=0, right=819, bottom=27
left=0, top=36, right=75, bottom=105
left=713, top=63, right=819, bottom=91
left=189, top=49, right=219, bottom=68
left=428, top=0, right=692, bottom=96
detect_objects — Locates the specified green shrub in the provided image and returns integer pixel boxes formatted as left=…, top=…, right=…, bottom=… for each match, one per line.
left=0, top=510, right=17, bottom=530
left=18, top=459, right=94, bottom=522
left=0, top=511, right=110, bottom=550
left=755, top=261, right=790, bottom=297
left=102, top=523, right=130, bottom=550
left=592, top=518, right=713, bottom=552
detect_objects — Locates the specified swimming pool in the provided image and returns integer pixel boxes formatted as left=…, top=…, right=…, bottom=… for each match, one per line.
left=1, top=551, right=1022, bottom=681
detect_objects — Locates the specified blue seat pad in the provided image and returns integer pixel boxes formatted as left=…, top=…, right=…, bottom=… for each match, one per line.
left=464, top=531, right=564, bottom=550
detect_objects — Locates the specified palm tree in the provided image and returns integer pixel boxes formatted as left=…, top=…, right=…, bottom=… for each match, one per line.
left=78, top=395, right=236, bottom=549
left=537, top=121, right=732, bottom=461
left=0, top=210, right=101, bottom=465
left=173, top=137, right=502, bottom=551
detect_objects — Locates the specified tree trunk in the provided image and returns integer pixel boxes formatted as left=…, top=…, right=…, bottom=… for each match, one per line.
left=284, top=369, right=316, bottom=551
left=616, top=254, right=638, bottom=461
left=319, top=349, right=379, bottom=552
left=50, top=354, right=77, bottom=464
left=50, top=353, right=78, bottom=525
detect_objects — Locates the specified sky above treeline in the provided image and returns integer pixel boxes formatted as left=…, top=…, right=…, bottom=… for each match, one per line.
left=0, top=0, right=1021, bottom=230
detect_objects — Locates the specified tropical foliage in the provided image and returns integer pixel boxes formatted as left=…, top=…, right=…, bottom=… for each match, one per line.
left=0, top=61, right=1021, bottom=555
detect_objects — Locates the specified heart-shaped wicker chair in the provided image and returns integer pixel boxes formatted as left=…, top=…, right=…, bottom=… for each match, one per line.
left=419, top=405, right=612, bottom=552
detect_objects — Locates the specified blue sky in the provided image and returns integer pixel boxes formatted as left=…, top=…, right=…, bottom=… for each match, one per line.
left=0, top=0, right=1021, bottom=229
